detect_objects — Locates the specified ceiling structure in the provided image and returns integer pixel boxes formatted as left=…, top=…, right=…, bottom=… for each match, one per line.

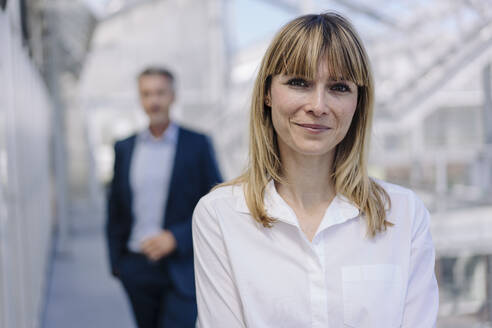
left=79, top=0, right=492, bottom=205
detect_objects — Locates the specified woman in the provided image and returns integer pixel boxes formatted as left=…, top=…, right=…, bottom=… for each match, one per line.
left=192, top=13, right=438, bottom=328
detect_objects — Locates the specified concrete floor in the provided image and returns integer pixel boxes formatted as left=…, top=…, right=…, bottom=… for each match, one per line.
left=42, top=201, right=135, bottom=328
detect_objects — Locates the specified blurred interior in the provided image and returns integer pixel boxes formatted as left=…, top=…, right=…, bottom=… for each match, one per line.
left=1, top=0, right=492, bottom=327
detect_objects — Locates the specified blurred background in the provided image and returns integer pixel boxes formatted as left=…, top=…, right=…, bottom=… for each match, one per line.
left=1, top=0, right=492, bottom=327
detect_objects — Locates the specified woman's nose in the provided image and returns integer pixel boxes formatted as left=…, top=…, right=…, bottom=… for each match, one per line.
left=308, top=87, right=329, bottom=116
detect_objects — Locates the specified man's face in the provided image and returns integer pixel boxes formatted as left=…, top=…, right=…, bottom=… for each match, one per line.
left=138, top=74, right=175, bottom=127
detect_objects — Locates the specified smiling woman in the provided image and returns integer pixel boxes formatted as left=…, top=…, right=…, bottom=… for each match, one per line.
left=192, top=12, right=439, bottom=328
left=267, top=63, right=358, bottom=161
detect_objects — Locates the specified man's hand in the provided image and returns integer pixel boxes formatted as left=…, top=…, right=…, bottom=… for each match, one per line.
left=141, top=230, right=177, bottom=261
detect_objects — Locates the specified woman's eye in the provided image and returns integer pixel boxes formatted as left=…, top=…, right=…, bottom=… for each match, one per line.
left=287, top=78, right=309, bottom=87
left=331, top=83, right=351, bottom=92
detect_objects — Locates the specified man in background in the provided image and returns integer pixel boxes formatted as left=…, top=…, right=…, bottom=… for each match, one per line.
left=106, top=67, right=222, bottom=328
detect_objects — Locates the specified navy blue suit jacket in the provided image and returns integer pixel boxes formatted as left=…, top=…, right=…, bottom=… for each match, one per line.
left=106, top=126, right=222, bottom=297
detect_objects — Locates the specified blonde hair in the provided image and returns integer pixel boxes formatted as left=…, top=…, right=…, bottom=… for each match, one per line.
left=222, top=13, right=391, bottom=237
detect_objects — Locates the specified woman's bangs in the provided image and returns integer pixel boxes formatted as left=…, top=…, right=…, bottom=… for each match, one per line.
left=273, top=22, right=367, bottom=86
left=274, top=25, right=325, bottom=80
left=324, top=29, right=368, bottom=86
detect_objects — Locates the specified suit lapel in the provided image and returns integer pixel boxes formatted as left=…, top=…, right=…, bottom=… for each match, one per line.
left=123, top=135, right=137, bottom=207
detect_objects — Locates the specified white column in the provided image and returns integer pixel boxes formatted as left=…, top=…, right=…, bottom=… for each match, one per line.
left=482, top=63, right=492, bottom=195
left=435, top=151, right=447, bottom=213
left=43, top=0, right=70, bottom=253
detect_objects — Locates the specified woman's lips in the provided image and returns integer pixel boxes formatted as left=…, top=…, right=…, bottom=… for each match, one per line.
left=294, top=123, right=331, bottom=132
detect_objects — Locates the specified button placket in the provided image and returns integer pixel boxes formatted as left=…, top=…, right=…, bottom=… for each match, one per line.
left=308, top=233, right=329, bottom=327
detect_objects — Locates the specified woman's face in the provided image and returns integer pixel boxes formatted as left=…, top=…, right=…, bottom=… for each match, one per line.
left=267, top=58, right=358, bottom=160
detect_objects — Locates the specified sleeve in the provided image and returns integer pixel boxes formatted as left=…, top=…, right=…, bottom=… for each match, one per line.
left=200, top=135, right=223, bottom=194
left=401, top=196, right=439, bottom=327
left=192, top=198, right=246, bottom=328
left=168, top=220, right=192, bottom=256
left=168, top=135, right=223, bottom=257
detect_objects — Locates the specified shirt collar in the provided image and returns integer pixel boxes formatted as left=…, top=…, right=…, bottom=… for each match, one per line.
left=138, top=122, right=178, bottom=144
left=235, top=180, right=360, bottom=231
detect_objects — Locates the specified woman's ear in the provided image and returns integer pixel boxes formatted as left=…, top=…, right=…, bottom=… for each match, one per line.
left=265, top=91, right=271, bottom=107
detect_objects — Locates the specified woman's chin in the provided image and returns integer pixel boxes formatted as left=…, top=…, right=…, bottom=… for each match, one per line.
left=289, top=145, right=335, bottom=157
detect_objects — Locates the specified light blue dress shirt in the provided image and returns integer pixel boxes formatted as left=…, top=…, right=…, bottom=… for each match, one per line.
left=128, top=123, right=178, bottom=253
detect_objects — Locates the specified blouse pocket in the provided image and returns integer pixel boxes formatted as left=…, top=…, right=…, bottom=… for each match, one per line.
left=342, top=264, right=403, bottom=328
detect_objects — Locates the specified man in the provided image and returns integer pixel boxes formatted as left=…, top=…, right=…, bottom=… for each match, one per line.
left=106, top=67, right=222, bottom=328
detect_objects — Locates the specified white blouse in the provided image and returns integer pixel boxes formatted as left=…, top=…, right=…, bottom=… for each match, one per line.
left=192, top=180, right=438, bottom=328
